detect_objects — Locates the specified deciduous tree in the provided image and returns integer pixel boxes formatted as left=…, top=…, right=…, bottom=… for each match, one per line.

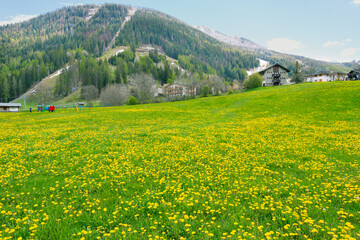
left=100, top=84, right=129, bottom=106
left=129, top=73, right=157, bottom=103
left=243, top=73, right=263, bottom=90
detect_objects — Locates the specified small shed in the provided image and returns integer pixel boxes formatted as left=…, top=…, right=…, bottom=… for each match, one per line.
left=0, top=103, right=22, bottom=112
left=77, top=102, right=85, bottom=106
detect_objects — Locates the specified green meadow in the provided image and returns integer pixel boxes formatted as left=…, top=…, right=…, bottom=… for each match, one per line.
left=1, top=81, right=359, bottom=240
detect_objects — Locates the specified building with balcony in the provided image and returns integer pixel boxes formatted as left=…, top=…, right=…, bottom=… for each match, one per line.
left=258, top=63, right=290, bottom=86
left=163, top=83, right=196, bottom=99
left=347, top=69, right=360, bottom=80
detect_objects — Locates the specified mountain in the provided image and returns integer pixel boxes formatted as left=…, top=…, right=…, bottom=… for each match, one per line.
left=1, top=4, right=261, bottom=102
left=193, top=25, right=264, bottom=50
left=114, top=9, right=258, bottom=79
left=0, top=4, right=352, bottom=103
left=193, top=25, right=351, bottom=75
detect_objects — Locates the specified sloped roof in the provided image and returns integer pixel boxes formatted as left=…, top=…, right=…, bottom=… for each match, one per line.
left=0, top=103, right=22, bottom=107
left=258, top=63, right=290, bottom=75
left=348, top=69, right=360, bottom=74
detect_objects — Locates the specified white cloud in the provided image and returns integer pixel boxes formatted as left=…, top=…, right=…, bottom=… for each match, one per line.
left=0, top=14, right=38, bottom=26
left=267, top=38, right=303, bottom=53
left=323, top=41, right=341, bottom=47
left=341, top=48, right=360, bottom=59
left=323, top=39, right=353, bottom=47
left=352, top=0, right=360, bottom=5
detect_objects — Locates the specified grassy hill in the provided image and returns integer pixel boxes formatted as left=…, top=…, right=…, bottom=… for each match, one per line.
left=1, top=81, right=360, bottom=239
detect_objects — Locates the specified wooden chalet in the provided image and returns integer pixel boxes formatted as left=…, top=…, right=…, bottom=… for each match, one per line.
left=347, top=69, right=360, bottom=80
left=258, top=63, right=290, bottom=86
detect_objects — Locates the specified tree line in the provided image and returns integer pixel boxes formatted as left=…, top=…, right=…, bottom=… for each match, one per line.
left=54, top=49, right=180, bottom=98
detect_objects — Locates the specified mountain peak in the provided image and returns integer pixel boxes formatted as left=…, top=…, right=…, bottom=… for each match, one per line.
left=193, top=25, right=265, bottom=50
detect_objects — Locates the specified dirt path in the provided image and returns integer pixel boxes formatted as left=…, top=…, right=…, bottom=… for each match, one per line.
left=85, top=7, right=100, bottom=22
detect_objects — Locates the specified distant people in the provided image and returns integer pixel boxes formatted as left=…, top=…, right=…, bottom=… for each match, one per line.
left=30, top=107, right=32, bottom=113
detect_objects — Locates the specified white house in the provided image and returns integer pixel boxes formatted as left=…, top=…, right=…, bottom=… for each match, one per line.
left=0, top=103, right=22, bottom=112
left=258, top=63, right=290, bottom=86
left=304, top=71, right=346, bottom=83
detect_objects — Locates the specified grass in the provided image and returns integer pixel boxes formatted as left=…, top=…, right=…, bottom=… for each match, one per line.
left=1, top=81, right=360, bottom=240
left=99, top=46, right=129, bottom=61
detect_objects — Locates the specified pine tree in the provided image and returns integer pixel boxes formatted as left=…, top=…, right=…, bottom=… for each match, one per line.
left=2, top=78, right=10, bottom=102
left=291, top=61, right=304, bottom=84
left=11, top=76, right=17, bottom=97
left=115, top=64, right=122, bottom=84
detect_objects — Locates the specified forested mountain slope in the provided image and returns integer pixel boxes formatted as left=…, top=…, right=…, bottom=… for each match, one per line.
left=115, top=10, right=259, bottom=81
left=0, top=4, right=128, bottom=102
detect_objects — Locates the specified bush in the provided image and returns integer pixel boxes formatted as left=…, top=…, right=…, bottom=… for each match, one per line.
left=100, top=84, right=130, bottom=106
left=128, top=96, right=139, bottom=105
left=201, top=85, right=210, bottom=97
left=244, top=73, right=263, bottom=90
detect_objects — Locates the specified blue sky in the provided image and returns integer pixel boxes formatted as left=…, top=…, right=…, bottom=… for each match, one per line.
left=1, top=0, right=359, bottom=63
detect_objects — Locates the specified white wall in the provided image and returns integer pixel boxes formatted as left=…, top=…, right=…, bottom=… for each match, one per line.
left=305, top=74, right=345, bottom=83
left=9, top=107, right=19, bottom=112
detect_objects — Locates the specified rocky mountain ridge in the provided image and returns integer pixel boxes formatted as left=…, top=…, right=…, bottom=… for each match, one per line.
left=193, top=25, right=264, bottom=50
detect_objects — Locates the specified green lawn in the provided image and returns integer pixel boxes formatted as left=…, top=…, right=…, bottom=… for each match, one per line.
left=1, top=81, right=359, bottom=239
